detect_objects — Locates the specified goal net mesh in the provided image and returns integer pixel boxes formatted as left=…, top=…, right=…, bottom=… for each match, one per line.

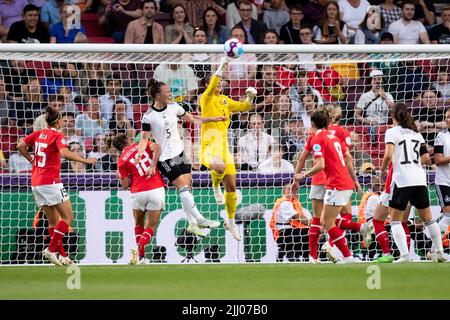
left=0, top=48, right=449, bottom=264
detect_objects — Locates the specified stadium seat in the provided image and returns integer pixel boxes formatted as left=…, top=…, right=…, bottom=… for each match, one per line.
left=25, top=61, right=50, bottom=79
left=88, top=37, right=115, bottom=43
left=154, top=12, right=171, bottom=28
left=81, top=13, right=104, bottom=37
left=0, top=126, right=24, bottom=158
left=133, top=104, right=149, bottom=130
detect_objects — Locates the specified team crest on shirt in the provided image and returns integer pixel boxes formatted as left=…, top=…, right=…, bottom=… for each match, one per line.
left=222, top=98, right=228, bottom=106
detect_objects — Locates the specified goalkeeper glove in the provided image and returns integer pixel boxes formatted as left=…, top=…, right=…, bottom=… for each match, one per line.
left=245, top=87, right=257, bottom=104
left=214, top=56, right=229, bottom=77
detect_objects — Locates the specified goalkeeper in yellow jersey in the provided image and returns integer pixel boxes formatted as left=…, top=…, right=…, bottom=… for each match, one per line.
left=200, top=57, right=257, bottom=241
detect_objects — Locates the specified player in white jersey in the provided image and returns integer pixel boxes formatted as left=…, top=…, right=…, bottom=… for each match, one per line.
left=136, top=79, right=226, bottom=237
left=381, top=103, right=446, bottom=263
left=431, top=107, right=450, bottom=260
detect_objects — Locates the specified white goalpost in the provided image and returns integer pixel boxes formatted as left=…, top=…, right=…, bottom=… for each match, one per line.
left=0, top=44, right=449, bottom=265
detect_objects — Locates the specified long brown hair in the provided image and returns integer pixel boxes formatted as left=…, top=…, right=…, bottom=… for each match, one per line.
left=392, top=103, right=418, bottom=132
left=320, top=1, right=341, bottom=38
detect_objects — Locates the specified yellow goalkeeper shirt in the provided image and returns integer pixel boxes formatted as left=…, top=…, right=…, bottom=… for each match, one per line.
left=200, top=75, right=252, bottom=164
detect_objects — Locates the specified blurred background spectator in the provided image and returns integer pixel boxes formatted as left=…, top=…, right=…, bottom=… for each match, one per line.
left=355, top=6, right=387, bottom=44
left=380, top=0, right=401, bottom=28
left=61, top=111, right=83, bottom=144
left=0, top=77, right=10, bottom=126
left=61, top=141, right=90, bottom=173
left=338, top=0, right=370, bottom=44
left=50, top=4, right=86, bottom=43
left=108, top=99, right=135, bottom=138
left=99, top=0, right=142, bottom=43
left=183, top=0, right=226, bottom=28
left=41, top=61, right=76, bottom=99
left=203, top=6, right=228, bottom=44
left=234, top=0, right=267, bottom=44
left=429, top=5, right=450, bottom=44
left=226, top=0, right=257, bottom=31
left=433, top=66, right=450, bottom=99
left=40, top=0, right=65, bottom=28
left=125, top=0, right=164, bottom=44
left=7, top=4, right=50, bottom=43
left=388, top=0, right=430, bottom=44
left=281, top=117, right=306, bottom=162
left=1, top=0, right=41, bottom=40
left=164, top=4, right=194, bottom=44
left=153, top=63, right=198, bottom=103
left=258, top=144, right=295, bottom=174
left=313, top=1, right=347, bottom=44
left=8, top=137, right=32, bottom=173
left=263, top=0, right=289, bottom=35
left=76, top=96, right=109, bottom=138
left=99, top=77, right=133, bottom=120
left=279, top=4, right=304, bottom=44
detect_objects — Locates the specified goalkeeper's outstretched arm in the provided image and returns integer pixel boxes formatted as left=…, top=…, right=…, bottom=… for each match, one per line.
left=227, top=86, right=257, bottom=113
left=202, top=57, right=229, bottom=99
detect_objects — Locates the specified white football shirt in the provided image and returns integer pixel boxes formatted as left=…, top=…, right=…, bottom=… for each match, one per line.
left=141, top=102, right=186, bottom=161
left=434, top=129, right=450, bottom=186
left=385, top=125, right=427, bottom=188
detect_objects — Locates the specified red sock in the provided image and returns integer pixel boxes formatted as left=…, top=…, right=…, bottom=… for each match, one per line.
left=48, top=221, right=69, bottom=253
left=309, top=217, right=321, bottom=259
left=138, top=228, right=154, bottom=257
left=335, top=218, right=361, bottom=232
left=135, top=226, right=144, bottom=245
left=341, top=213, right=353, bottom=221
left=402, top=222, right=411, bottom=249
left=373, top=219, right=390, bottom=255
left=328, top=226, right=352, bottom=257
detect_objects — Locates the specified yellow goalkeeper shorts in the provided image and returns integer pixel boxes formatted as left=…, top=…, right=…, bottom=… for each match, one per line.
left=201, top=145, right=236, bottom=175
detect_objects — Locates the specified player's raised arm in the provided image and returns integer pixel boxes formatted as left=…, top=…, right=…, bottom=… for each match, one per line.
left=136, top=130, right=150, bottom=163
left=202, top=57, right=229, bottom=99
left=227, top=86, right=257, bottom=113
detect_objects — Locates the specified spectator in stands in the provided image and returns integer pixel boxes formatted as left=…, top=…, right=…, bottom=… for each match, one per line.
left=265, top=93, right=291, bottom=135
left=226, top=0, right=257, bottom=31
left=108, top=99, right=135, bottom=138
left=0, top=77, right=11, bottom=126
left=41, top=61, right=75, bottom=98
left=313, top=1, right=347, bottom=44
left=412, top=0, right=435, bottom=26
left=153, top=63, right=199, bottom=103
left=89, top=131, right=118, bottom=172
left=387, top=59, right=430, bottom=101
left=349, top=130, right=373, bottom=171
left=99, top=0, right=142, bottom=43
left=297, top=25, right=317, bottom=71
left=237, top=113, right=275, bottom=171
left=50, top=4, right=86, bottom=43
left=299, top=92, right=318, bottom=129
left=3, top=60, right=35, bottom=101
left=189, top=28, right=212, bottom=81
left=8, top=137, right=32, bottom=173
left=7, top=4, right=50, bottom=43
left=202, top=6, right=228, bottom=44
left=164, top=4, right=194, bottom=44
left=303, top=0, right=328, bottom=27
left=270, top=183, right=310, bottom=262
left=263, top=0, right=289, bottom=35
left=413, top=89, right=446, bottom=146
left=0, top=0, right=33, bottom=40
left=40, top=0, right=65, bottom=28
left=388, top=0, right=429, bottom=44
left=61, top=111, right=83, bottom=144
left=234, top=0, right=267, bottom=44
left=355, top=69, right=394, bottom=125
left=281, top=117, right=306, bottom=161
left=33, top=94, right=66, bottom=131
left=258, top=144, right=295, bottom=174
left=99, top=76, right=133, bottom=120
left=10, top=77, right=46, bottom=130
left=184, top=0, right=226, bottom=28
left=124, top=0, right=164, bottom=44
left=289, top=69, right=322, bottom=116
left=429, top=5, right=450, bottom=45
left=338, top=0, right=370, bottom=43
left=355, top=7, right=388, bottom=44
left=255, top=65, right=282, bottom=113
left=76, top=96, right=109, bottom=138
left=278, top=4, right=304, bottom=44
left=58, top=86, right=78, bottom=114
left=61, top=141, right=90, bottom=173
left=434, top=66, right=450, bottom=99
left=79, top=63, right=110, bottom=96
left=262, top=29, right=278, bottom=44
left=380, top=0, right=402, bottom=28
left=308, top=62, right=344, bottom=103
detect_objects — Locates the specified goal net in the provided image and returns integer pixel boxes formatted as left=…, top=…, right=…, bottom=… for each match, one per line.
left=0, top=44, right=449, bottom=265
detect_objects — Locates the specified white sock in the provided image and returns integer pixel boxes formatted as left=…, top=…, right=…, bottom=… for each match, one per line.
left=425, top=219, right=444, bottom=253
left=438, top=214, right=450, bottom=232
left=391, top=221, right=409, bottom=257
left=179, top=188, right=205, bottom=224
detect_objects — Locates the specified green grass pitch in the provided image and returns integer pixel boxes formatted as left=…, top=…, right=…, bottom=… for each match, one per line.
left=1, top=263, right=449, bottom=299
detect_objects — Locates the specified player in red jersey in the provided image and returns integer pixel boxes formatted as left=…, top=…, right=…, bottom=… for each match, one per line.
left=17, top=107, right=96, bottom=266
left=114, top=134, right=166, bottom=265
left=296, top=110, right=357, bottom=263
left=294, top=104, right=369, bottom=263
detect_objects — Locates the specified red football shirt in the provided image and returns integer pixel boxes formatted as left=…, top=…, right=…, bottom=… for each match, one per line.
left=328, top=124, right=352, bottom=148
left=24, top=128, right=67, bottom=186
left=311, top=130, right=354, bottom=191
left=117, top=142, right=165, bottom=193
left=384, top=163, right=394, bottom=193
left=304, top=132, right=327, bottom=185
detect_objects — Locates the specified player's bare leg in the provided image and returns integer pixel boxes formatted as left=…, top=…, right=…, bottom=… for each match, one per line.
left=209, top=156, right=226, bottom=205
left=415, top=207, right=447, bottom=263
left=172, top=173, right=219, bottom=236
left=222, top=173, right=241, bottom=241
left=321, top=204, right=354, bottom=263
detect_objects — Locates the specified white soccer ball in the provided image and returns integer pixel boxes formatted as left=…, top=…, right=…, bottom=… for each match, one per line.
left=224, top=38, right=244, bottom=59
